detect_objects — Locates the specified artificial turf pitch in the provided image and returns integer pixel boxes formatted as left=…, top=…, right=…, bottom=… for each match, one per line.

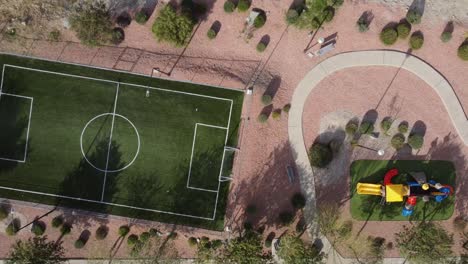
left=0, top=54, right=244, bottom=230
left=350, top=160, right=455, bottom=221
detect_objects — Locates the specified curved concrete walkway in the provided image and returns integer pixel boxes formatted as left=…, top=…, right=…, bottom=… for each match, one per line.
left=288, top=50, right=468, bottom=263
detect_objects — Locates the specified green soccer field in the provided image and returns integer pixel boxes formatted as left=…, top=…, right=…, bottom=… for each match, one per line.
left=350, top=160, right=455, bottom=221
left=0, top=54, right=244, bottom=230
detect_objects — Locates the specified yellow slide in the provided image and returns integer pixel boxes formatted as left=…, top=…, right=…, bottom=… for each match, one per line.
left=357, top=183, right=383, bottom=196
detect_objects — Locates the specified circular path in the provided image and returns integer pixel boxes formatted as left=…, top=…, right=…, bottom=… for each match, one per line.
left=288, top=50, right=468, bottom=262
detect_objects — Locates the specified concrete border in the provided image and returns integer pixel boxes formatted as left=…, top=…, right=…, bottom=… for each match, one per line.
left=288, top=50, right=468, bottom=263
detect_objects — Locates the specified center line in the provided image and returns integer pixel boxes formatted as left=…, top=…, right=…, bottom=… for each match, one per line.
left=100, top=83, right=119, bottom=201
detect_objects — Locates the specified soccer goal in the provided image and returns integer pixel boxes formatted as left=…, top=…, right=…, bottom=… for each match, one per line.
left=219, top=146, right=239, bottom=182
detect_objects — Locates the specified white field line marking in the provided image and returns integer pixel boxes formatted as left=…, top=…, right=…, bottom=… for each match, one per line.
left=0, top=52, right=244, bottom=93
left=1, top=92, right=33, bottom=100
left=0, top=64, right=5, bottom=93
left=100, top=83, right=119, bottom=202
left=0, top=185, right=214, bottom=220
left=186, top=123, right=228, bottom=192
left=4, top=64, right=234, bottom=103
left=0, top=157, right=25, bottom=163
left=22, top=97, right=33, bottom=162
left=0, top=94, right=33, bottom=162
left=211, top=100, right=233, bottom=219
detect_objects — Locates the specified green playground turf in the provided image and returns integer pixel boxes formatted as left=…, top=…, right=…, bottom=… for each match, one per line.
left=0, top=54, right=244, bottom=230
left=350, top=160, right=455, bottom=221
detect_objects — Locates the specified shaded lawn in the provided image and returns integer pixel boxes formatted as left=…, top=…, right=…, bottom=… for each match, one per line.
left=350, top=160, right=455, bottom=221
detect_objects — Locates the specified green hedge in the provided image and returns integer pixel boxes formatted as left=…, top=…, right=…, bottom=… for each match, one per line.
left=396, top=22, right=411, bottom=39
left=223, top=1, right=235, bottom=13
left=410, top=33, right=424, bottom=49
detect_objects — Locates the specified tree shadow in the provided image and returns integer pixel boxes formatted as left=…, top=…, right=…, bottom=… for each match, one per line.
left=180, top=0, right=216, bottom=22
left=224, top=142, right=301, bottom=233
left=288, top=0, right=305, bottom=11
left=263, top=75, right=281, bottom=99
left=79, top=229, right=91, bottom=244
left=260, top=35, right=270, bottom=47
left=210, top=20, right=222, bottom=34
left=423, top=133, right=467, bottom=215
left=358, top=10, right=374, bottom=27
left=122, top=173, right=164, bottom=219
left=0, top=95, right=31, bottom=172
left=141, top=0, right=158, bottom=18
left=362, top=109, right=378, bottom=125
left=443, top=21, right=454, bottom=34
left=410, top=120, right=426, bottom=137
left=408, top=0, right=425, bottom=17
left=260, top=104, right=273, bottom=118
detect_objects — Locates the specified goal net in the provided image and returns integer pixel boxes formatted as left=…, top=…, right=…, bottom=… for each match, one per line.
left=219, top=147, right=238, bottom=182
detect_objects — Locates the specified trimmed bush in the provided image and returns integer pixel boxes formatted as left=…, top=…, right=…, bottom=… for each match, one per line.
left=6, top=221, right=18, bottom=236
left=111, top=27, right=125, bottom=45
left=380, top=118, right=393, bottom=133
left=237, top=0, right=251, bottom=12
left=409, top=33, right=424, bottom=50
left=391, top=134, right=405, bottom=150
left=440, top=31, right=452, bottom=43
left=224, top=1, right=235, bottom=13
left=254, top=15, right=266, bottom=28
left=118, top=225, right=130, bottom=237
left=74, top=239, right=85, bottom=249
left=96, top=226, right=108, bottom=240
left=168, top=232, right=178, bottom=240
left=51, top=216, right=63, bottom=228
left=48, top=29, right=61, bottom=41
left=380, top=27, right=398, bottom=46
left=211, top=239, right=223, bottom=249
left=396, top=22, right=411, bottom=39
left=70, top=1, right=113, bottom=46
left=31, top=222, right=45, bottom=236
left=272, top=109, right=281, bottom=120
left=246, top=204, right=257, bottom=215
left=359, top=121, right=374, bottom=134
left=127, top=234, right=139, bottom=246
left=135, top=11, right=148, bottom=24
left=458, top=42, right=468, bottom=61
left=278, top=211, right=294, bottom=225
left=398, top=123, right=409, bottom=133
left=261, top=94, right=272, bottom=105
left=258, top=113, right=268, bottom=123
left=0, top=206, right=9, bottom=220
left=357, top=17, right=369, bottom=32
left=256, top=42, right=267, bottom=52
left=283, top=104, right=291, bottom=113
left=408, top=134, right=424, bottom=149
left=291, top=193, right=306, bottom=209
left=207, top=29, right=217, bottom=39
left=60, top=224, right=71, bottom=236
left=406, top=10, right=422, bottom=24
left=309, top=143, right=333, bottom=168
left=188, top=237, right=197, bottom=246
left=201, top=236, right=209, bottom=243
left=324, top=7, right=335, bottom=22
left=140, top=232, right=150, bottom=243
left=338, top=220, right=353, bottom=239
left=310, top=18, right=321, bottom=30
left=286, top=9, right=299, bottom=25
left=345, top=121, right=358, bottom=136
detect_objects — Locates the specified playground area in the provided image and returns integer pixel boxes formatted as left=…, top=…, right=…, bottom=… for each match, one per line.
left=351, top=160, right=455, bottom=221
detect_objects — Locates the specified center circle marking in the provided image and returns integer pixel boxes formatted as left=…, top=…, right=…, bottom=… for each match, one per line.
left=80, top=113, right=141, bottom=173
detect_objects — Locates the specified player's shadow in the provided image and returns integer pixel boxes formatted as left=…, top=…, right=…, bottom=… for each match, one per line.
left=58, top=139, right=124, bottom=212
left=0, top=95, right=31, bottom=172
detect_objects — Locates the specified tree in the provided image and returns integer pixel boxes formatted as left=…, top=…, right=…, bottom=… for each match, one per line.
left=7, top=236, right=65, bottom=264
left=69, top=1, right=113, bottom=46
left=395, top=222, right=453, bottom=264
left=225, top=231, right=265, bottom=263
left=152, top=5, right=195, bottom=47
left=309, top=143, right=333, bottom=168
left=277, top=233, right=324, bottom=264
